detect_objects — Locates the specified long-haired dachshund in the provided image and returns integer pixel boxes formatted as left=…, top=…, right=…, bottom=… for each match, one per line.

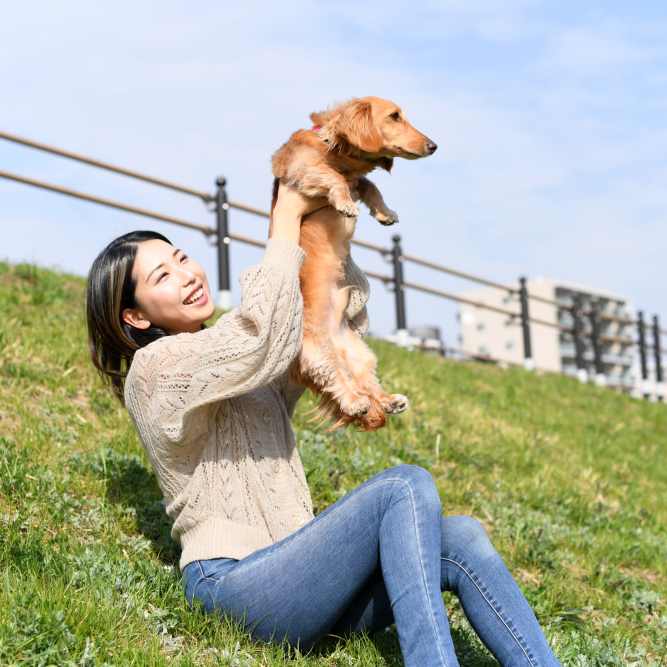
left=270, top=96, right=437, bottom=431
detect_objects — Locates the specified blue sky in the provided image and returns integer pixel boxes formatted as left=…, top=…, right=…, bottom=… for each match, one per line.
left=2, top=1, right=665, bottom=344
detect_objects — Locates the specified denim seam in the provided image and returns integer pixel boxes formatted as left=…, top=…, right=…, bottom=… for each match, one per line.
left=397, top=478, right=451, bottom=667
left=191, top=576, right=206, bottom=604
left=441, top=556, right=537, bottom=667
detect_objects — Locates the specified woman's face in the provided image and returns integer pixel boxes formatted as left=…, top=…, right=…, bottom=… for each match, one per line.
left=122, top=239, right=215, bottom=335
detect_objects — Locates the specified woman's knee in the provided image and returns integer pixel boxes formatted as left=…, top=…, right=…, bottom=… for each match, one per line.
left=441, top=515, right=496, bottom=560
left=385, top=463, right=441, bottom=510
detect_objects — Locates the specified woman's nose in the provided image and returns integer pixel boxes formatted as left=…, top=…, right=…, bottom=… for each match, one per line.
left=180, top=269, right=198, bottom=284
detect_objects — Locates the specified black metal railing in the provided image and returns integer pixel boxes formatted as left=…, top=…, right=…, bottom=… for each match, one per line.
left=1, top=130, right=664, bottom=401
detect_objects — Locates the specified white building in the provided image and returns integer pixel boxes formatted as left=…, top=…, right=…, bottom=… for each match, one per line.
left=456, top=277, right=637, bottom=394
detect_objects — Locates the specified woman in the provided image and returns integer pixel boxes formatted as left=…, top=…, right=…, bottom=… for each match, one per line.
left=86, top=183, right=561, bottom=666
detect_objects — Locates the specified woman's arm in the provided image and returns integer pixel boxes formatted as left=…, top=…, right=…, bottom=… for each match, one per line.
left=127, top=185, right=328, bottom=446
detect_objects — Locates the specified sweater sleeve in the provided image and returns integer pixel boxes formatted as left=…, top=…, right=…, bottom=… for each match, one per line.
left=136, top=237, right=306, bottom=445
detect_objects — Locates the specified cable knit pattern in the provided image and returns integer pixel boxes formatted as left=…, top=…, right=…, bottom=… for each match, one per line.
left=343, top=252, right=370, bottom=337
left=123, top=237, right=370, bottom=571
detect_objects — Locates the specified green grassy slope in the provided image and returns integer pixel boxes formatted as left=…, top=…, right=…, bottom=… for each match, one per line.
left=0, top=258, right=665, bottom=666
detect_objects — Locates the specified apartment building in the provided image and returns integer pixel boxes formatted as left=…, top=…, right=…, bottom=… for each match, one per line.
left=456, top=277, right=636, bottom=393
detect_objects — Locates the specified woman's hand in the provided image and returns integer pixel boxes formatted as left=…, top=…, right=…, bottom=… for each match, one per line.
left=270, top=183, right=330, bottom=244
left=274, top=183, right=329, bottom=220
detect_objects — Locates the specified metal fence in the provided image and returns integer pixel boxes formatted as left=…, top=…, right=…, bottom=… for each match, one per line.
left=1, top=130, right=664, bottom=402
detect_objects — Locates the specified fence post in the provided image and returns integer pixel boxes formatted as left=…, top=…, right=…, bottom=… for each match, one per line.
left=572, top=293, right=588, bottom=383
left=589, top=300, right=606, bottom=386
left=391, top=234, right=408, bottom=334
left=215, top=176, right=232, bottom=310
left=637, top=311, right=650, bottom=400
left=652, top=314, right=663, bottom=402
left=518, top=277, right=534, bottom=370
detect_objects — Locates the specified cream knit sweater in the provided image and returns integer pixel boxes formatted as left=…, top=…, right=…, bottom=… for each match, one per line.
left=123, top=237, right=370, bottom=571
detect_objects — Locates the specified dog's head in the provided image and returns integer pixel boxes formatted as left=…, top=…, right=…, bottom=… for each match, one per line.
left=310, top=96, right=437, bottom=171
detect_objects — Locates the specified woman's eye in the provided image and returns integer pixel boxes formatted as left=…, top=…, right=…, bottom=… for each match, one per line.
left=158, top=272, right=168, bottom=281
left=389, top=112, right=400, bottom=121
left=181, top=255, right=189, bottom=262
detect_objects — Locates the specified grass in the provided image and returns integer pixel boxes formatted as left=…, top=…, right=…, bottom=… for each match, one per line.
left=0, top=257, right=665, bottom=666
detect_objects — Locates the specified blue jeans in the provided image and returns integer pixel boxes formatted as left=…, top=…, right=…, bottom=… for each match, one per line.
left=182, top=464, right=561, bottom=666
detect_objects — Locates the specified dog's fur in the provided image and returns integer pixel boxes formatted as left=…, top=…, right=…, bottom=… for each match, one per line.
left=270, top=96, right=437, bottom=431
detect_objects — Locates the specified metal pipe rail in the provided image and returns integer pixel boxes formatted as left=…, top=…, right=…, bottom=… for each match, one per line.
left=7, top=129, right=651, bottom=328
left=395, top=255, right=641, bottom=331
left=0, top=170, right=215, bottom=236
left=398, top=253, right=644, bottom=330
left=0, top=131, right=214, bottom=202
left=228, top=200, right=270, bottom=217
left=399, top=251, right=517, bottom=294
left=0, top=129, right=390, bottom=255
left=365, top=269, right=577, bottom=333
left=3, top=129, right=665, bottom=382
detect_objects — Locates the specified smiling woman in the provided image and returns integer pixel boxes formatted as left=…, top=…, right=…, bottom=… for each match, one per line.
left=85, top=230, right=214, bottom=406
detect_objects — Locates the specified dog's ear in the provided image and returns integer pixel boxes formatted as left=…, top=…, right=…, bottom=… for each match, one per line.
left=334, top=100, right=384, bottom=154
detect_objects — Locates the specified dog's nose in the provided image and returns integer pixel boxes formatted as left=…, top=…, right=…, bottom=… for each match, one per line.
left=426, top=140, right=438, bottom=154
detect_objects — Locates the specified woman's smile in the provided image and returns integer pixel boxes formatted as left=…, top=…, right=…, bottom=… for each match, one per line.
left=184, top=286, right=209, bottom=306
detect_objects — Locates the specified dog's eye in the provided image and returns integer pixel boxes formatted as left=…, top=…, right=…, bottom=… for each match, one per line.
left=389, top=111, right=401, bottom=121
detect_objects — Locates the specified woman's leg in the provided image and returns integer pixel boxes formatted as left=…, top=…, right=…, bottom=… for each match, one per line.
left=330, top=515, right=562, bottom=666
left=183, top=464, right=460, bottom=667
left=440, top=516, right=561, bottom=666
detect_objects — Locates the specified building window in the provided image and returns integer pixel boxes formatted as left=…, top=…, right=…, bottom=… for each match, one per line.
left=505, top=340, right=515, bottom=350
left=478, top=345, right=489, bottom=355
left=476, top=322, right=486, bottom=332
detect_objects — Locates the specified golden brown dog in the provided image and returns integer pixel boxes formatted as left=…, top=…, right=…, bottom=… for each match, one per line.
left=270, top=96, right=437, bottom=431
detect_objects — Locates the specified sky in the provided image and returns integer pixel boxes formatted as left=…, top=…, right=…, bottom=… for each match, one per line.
left=2, top=1, right=666, bottom=349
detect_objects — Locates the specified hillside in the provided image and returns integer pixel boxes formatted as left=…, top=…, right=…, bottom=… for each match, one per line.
left=0, top=258, right=665, bottom=666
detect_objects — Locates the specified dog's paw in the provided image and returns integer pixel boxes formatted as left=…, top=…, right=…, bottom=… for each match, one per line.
left=374, top=208, right=399, bottom=226
left=336, top=201, right=360, bottom=219
left=340, top=394, right=371, bottom=417
left=382, top=393, right=409, bottom=415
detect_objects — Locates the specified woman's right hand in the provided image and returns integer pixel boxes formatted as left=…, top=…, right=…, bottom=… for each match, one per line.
left=275, top=182, right=330, bottom=220
left=271, top=183, right=330, bottom=244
